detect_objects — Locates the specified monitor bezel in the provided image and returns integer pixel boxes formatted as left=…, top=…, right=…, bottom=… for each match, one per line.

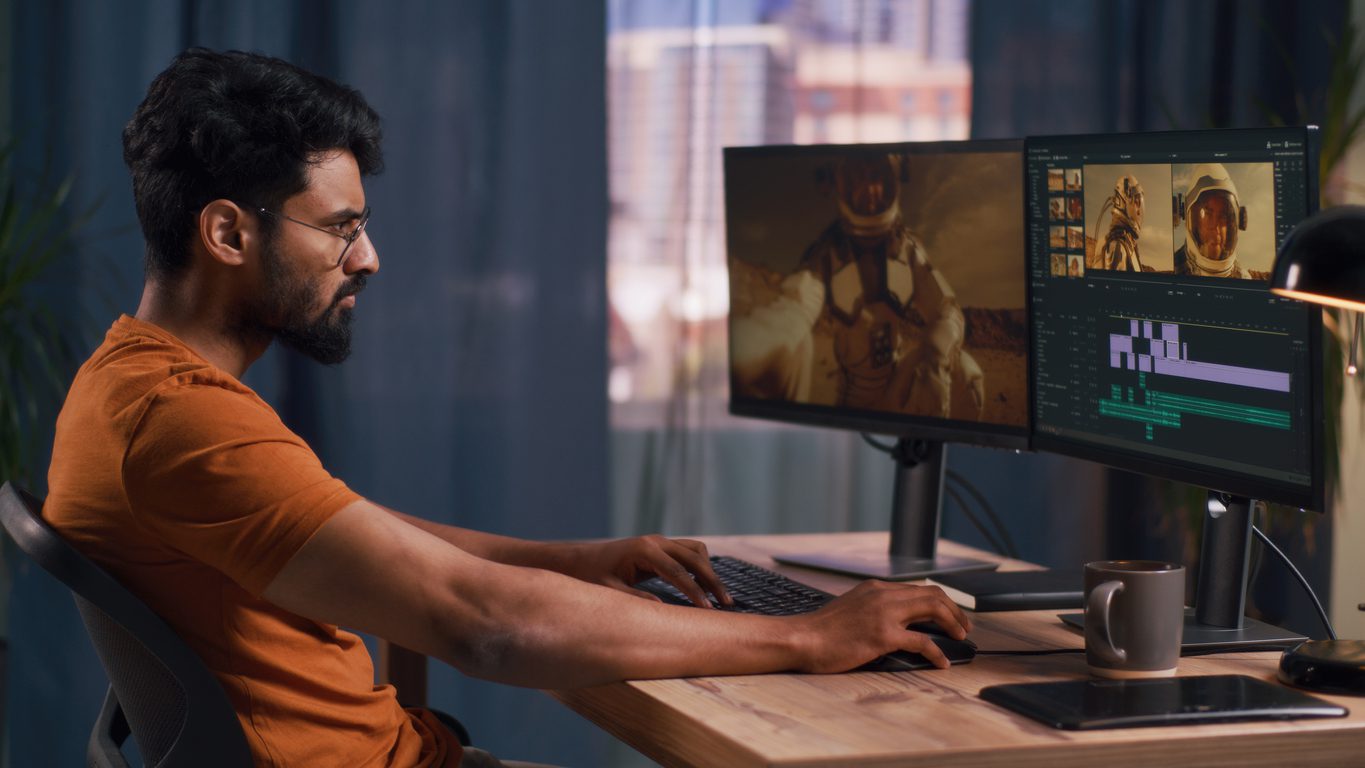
left=724, top=137, right=1031, bottom=451
left=1023, top=126, right=1326, bottom=512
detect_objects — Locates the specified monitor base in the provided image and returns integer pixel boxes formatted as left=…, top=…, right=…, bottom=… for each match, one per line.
left=1058, top=608, right=1308, bottom=651
left=773, top=550, right=998, bottom=582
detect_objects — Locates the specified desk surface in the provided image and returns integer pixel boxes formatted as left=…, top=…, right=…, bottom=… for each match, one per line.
left=549, top=532, right=1365, bottom=768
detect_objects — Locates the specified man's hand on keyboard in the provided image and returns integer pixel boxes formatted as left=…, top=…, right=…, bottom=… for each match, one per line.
left=796, top=580, right=971, bottom=672
left=552, top=535, right=733, bottom=609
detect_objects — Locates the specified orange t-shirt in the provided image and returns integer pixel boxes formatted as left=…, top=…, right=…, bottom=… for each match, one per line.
left=45, top=315, right=460, bottom=767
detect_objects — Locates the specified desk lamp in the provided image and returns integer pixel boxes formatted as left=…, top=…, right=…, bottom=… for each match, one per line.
left=1269, top=204, right=1365, bottom=695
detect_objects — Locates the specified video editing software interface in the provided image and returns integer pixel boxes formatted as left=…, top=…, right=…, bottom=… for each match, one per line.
left=1025, top=128, right=1321, bottom=507
left=724, top=141, right=1028, bottom=447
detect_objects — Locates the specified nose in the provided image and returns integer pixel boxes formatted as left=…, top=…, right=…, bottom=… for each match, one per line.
left=344, top=230, right=379, bottom=276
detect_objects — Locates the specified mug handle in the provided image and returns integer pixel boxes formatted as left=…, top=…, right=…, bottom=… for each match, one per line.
left=1086, top=580, right=1127, bottom=665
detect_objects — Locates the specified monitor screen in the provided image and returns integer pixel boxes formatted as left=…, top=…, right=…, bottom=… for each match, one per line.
left=1025, top=127, right=1324, bottom=510
left=724, top=140, right=1029, bottom=449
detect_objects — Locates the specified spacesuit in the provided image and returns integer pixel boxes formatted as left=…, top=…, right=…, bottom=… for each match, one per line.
left=730, top=153, right=983, bottom=418
left=1174, top=163, right=1249, bottom=278
left=1096, top=174, right=1145, bottom=271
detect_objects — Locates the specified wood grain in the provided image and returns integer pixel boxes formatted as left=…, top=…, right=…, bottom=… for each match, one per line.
left=550, top=532, right=1365, bottom=768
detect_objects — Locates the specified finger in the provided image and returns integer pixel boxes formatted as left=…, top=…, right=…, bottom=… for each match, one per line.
left=648, top=553, right=715, bottom=608
left=919, top=597, right=969, bottom=639
left=672, top=538, right=708, bottom=556
left=915, top=586, right=972, bottom=636
left=662, top=540, right=732, bottom=605
left=935, top=587, right=973, bottom=635
left=902, top=588, right=971, bottom=639
left=906, top=630, right=951, bottom=670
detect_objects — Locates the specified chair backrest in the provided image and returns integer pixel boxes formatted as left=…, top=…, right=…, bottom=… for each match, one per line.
left=0, top=482, right=252, bottom=767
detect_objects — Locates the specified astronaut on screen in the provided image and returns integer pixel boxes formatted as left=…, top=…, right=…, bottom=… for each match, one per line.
left=1096, top=174, right=1146, bottom=271
left=730, top=153, right=983, bottom=418
left=1175, top=163, right=1255, bottom=279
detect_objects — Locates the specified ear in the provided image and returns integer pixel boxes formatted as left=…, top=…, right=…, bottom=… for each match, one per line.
left=198, top=200, right=256, bottom=267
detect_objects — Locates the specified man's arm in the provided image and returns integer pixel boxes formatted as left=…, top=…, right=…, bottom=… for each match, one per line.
left=263, top=500, right=971, bottom=689
left=384, top=508, right=555, bottom=566
left=385, top=508, right=730, bottom=608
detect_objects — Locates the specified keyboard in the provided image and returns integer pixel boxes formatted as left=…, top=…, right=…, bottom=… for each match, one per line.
left=636, top=555, right=976, bottom=671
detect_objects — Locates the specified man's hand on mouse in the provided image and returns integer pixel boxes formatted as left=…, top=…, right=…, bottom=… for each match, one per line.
left=792, top=580, right=971, bottom=672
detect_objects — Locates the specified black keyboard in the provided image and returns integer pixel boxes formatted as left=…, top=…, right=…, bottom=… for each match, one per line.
left=636, top=555, right=976, bottom=671
left=639, top=555, right=834, bottom=615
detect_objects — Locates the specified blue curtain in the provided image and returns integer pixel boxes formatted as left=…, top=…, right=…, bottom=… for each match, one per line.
left=970, top=0, right=1347, bottom=635
left=972, top=0, right=1345, bottom=136
left=5, top=2, right=609, bottom=765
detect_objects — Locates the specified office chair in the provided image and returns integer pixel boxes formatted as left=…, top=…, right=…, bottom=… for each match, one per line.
left=0, top=482, right=252, bottom=768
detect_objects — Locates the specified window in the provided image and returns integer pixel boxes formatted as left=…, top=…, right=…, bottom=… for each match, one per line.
left=606, top=0, right=973, bottom=425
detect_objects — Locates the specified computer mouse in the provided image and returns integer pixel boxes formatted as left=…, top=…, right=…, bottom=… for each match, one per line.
left=859, top=623, right=977, bottom=671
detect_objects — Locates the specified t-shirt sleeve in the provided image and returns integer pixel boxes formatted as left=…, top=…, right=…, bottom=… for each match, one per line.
left=123, top=381, right=361, bottom=596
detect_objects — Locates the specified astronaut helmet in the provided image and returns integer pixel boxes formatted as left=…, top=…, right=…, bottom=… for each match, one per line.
left=835, top=153, right=901, bottom=239
left=1112, top=174, right=1144, bottom=228
left=1183, top=163, right=1244, bottom=261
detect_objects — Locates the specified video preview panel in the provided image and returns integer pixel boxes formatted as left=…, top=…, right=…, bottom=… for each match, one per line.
left=724, top=141, right=1028, bottom=444
left=1046, top=160, right=1279, bottom=281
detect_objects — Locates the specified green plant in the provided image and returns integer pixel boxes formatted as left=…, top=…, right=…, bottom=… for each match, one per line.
left=0, top=138, right=98, bottom=488
left=1257, top=4, right=1365, bottom=206
left=1146, top=5, right=1363, bottom=593
left=1255, top=6, right=1365, bottom=533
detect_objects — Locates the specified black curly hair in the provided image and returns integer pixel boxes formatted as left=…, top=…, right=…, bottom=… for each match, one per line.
left=122, top=48, right=383, bottom=280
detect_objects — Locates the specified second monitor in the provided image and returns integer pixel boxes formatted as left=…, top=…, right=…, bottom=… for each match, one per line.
left=1026, top=126, right=1324, bottom=648
left=724, top=139, right=1028, bottom=578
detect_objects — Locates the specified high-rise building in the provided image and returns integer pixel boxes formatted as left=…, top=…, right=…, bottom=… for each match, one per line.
left=606, top=0, right=972, bottom=405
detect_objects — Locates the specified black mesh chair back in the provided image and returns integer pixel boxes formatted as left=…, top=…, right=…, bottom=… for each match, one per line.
left=0, top=482, right=252, bottom=768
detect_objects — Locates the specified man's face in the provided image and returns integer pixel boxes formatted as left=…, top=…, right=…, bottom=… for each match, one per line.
left=258, top=233, right=364, bottom=364
left=1190, top=191, right=1238, bottom=260
left=243, top=150, right=377, bottom=364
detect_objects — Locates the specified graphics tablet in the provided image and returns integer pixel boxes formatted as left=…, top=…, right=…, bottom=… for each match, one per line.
left=980, top=675, right=1347, bottom=730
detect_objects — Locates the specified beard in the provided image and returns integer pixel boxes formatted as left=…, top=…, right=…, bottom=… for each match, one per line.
left=247, top=238, right=366, bottom=365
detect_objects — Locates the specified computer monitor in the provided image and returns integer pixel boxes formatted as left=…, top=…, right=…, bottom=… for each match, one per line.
left=1024, top=126, right=1325, bottom=649
left=724, top=139, right=1029, bottom=579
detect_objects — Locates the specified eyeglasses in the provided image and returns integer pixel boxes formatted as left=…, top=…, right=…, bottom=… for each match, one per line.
left=253, top=205, right=371, bottom=268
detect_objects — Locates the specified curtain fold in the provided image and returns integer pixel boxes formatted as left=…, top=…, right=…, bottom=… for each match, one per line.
left=971, top=0, right=1345, bottom=137
left=970, top=0, right=1348, bottom=634
left=5, top=2, right=609, bottom=765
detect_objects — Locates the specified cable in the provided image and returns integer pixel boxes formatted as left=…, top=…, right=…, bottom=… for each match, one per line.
left=979, top=644, right=1294, bottom=658
left=947, top=470, right=1020, bottom=559
left=980, top=649, right=1080, bottom=657
left=1181, top=644, right=1297, bottom=657
left=859, top=433, right=1018, bottom=559
left=1251, top=524, right=1336, bottom=641
left=860, top=432, right=895, bottom=454
left=944, top=484, right=1007, bottom=557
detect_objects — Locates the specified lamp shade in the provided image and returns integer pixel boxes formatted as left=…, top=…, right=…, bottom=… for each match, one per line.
left=1270, top=205, right=1365, bottom=311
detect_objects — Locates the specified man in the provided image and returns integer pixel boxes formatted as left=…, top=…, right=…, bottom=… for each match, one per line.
left=43, top=50, right=970, bottom=767
left=1174, top=163, right=1255, bottom=279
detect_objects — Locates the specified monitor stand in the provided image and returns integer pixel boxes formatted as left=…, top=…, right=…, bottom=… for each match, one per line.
left=1060, top=491, right=1307, bottom=651
left=772, top=438, right=999, bottom=581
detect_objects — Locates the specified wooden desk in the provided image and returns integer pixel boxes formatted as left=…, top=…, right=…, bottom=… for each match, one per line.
left=549, top=532, right=1365, bottom=768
